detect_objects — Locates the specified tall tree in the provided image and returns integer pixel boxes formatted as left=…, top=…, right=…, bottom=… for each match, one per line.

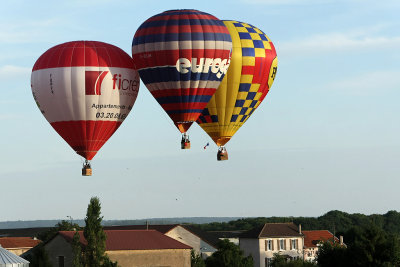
left=82, top=197, right=117, bottom=267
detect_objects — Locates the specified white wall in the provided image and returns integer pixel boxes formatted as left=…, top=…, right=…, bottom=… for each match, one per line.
left=240, top=237, right=304, bottom=267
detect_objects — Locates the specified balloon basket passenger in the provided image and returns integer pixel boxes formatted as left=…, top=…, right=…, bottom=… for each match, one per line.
left=181, top=133, right=190, bottom=149
left=82, top=160, right=92, bottom=176
left=217, top=146, right=228, bottom=161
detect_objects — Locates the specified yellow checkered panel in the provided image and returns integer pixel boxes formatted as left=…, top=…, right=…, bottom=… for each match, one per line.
left=197, top=21, right=278, bottom=146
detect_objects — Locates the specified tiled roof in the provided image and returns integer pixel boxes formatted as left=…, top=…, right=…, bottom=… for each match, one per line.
left=240, top=223, right=303, bottom=238
left=302, top=230, right=339, bottom=248
left=103, top=224, right=178, bottom=234
left=104, top=224, right=220, bottom=248
left=59, top=230, right=192, bottom=251
left=0, top=237, right=41, bottom=249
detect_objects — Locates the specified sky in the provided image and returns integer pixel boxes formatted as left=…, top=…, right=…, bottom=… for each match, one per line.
left=0, top=0, right=399, bottom=222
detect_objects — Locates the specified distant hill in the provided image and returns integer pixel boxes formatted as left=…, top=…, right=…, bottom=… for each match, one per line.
left=194, top=210, right=400, bottom=237
left=0, top=217, right=241, bottom=229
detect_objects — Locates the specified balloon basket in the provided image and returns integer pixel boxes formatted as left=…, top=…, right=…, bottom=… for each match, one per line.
left=181, top=141, right=191, bottom=149
left=181, top=133, right=190, bottom=149
left=82, top=161, right=92, bottom=176
left=82, top=166, right=92, bottom=176
left=217, top=149, right=228, bottom=161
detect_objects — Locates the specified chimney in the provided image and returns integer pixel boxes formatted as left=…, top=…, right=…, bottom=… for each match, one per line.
left=299, top=224, right=302, bottom=234
left=146, top=220, right=149, bottom=230
left=340, top=235, right=343, bottom=245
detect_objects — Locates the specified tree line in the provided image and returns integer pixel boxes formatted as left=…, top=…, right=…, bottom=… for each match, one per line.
left=194, top=210, right=400, bottom=236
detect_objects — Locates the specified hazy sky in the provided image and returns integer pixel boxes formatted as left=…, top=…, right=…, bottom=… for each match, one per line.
left=0, top=0, right=399, bottom=222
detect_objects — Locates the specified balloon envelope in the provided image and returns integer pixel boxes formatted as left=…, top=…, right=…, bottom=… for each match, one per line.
left=31, top=41, right=139, bottom=160
left=197, top=21, right=278, bottom=146
left=132, top=9, right=232, bottom=133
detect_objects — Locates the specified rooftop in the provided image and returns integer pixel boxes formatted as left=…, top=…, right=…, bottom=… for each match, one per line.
left=302, top=230, right=339, bottom=248
left=104, top=224, right=220, bottom=248
left=59, top=230, right=192, bottom=251
left=240, top=223, right=303, bottom=238
left=0, top=237, right=41, bottom=249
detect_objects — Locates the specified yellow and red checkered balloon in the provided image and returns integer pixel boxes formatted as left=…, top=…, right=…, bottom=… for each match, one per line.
left=197, top=21, right=278, bottom=147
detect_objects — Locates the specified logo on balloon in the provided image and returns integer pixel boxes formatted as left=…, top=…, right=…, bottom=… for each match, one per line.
left=175, top=58, right=230, bottom=79
left=112, top=74, right=139, bottom=93
left=85, top=71, right=109, bottom=95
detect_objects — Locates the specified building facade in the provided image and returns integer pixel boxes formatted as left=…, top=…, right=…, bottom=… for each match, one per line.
left=302, top=230, right=342, bottom=262
left=43, top=230, right=192, bottom=267
left=239, top=223, right=304, bottom=267
left=104, top=224, right=218, bottom=258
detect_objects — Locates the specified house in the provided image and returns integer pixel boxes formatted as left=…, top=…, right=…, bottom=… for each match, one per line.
left=104, top=224, right=219, bottom=258
left=239, top=223, right=304, bottom=267
left=302, top=230, right=343, bottom=262
left=0, top=237, right=41, bottom=256
left=43, top=230, right=192, bottom=267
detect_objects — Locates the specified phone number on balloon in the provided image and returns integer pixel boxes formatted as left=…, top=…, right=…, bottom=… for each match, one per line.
left=96, top=112, right=127, bottom=120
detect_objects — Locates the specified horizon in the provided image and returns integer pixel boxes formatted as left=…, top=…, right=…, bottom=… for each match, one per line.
left=1, top=209, right=398, bottom=225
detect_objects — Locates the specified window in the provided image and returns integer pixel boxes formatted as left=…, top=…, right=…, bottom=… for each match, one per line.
left=265, top=239, right=273, bottom=251
left=58, top=256, right=65, bottom=267
left=265, top=257, right=272, bottom=267
left=291, top=239, right=297, bottom=250
left=279, top=239, right=285, bottom=250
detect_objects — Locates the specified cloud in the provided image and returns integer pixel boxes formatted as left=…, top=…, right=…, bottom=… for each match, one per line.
left=278, top=31, right=400, bottom=57
left=324, top=70, right=400, bottom=96
left=0, top=65, right=31, bottom=80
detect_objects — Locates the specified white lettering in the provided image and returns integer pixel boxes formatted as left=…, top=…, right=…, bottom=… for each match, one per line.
left=191, top=58, right=204, bottom=73
left=175, top=58, right=191, bottom=74
left=175, top=57, right=230, bottom=78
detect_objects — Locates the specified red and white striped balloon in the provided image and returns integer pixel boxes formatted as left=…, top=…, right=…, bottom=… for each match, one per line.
left=31, top=41, right=139, bottom=160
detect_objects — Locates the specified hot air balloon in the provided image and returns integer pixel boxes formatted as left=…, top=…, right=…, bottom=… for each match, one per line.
left=132, top=9, right=232, bottom=149
left=31, top=41, right=140, bottom=175
left=196, top=21, right=278, bottom=160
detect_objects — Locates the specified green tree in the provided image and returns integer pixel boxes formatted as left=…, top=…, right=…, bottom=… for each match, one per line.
left=82, top=197, right=118, bottom=267
left=316, top=241, right=349, bottom=267
left=270, top=253, right=316, bottom=267
left=191, top=250, right=206, bottom=267
left=270, top=253, right=287, bottom=266
left=205, top=239, right=253, bottom=267
left=317, top=225, right=400, bottom=267
left=348, top=225, right=400, bottom=267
